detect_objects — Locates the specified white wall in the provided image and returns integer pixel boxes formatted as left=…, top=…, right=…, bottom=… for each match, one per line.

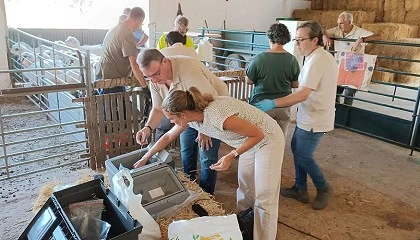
left=148, top=0, right=311, bottom=45
left=0, top=0, right=11, bottom=89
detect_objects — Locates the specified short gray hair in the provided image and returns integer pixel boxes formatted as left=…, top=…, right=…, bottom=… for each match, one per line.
left=297, top=21, right=324, bottom=47
left=137, top=49, right=164, bottom=69
left=174, top=15, right=189, bottom=27
left=339, top=11, right=353, bottom=24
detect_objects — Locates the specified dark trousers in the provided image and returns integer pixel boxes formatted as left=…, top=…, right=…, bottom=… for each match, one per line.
left=336, top=86, right=357, bottom=106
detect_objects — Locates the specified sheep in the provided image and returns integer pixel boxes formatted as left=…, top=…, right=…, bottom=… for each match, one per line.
left=65, top=36, right=103, bottom=56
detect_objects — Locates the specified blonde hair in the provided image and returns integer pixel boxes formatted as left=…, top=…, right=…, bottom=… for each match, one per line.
left=162, top=87, right=213, bottom=115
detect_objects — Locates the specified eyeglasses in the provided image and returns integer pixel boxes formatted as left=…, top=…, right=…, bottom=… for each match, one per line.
left=144, top=58, right=164, bottom=80
left=292, top=38, right=311, bottom=45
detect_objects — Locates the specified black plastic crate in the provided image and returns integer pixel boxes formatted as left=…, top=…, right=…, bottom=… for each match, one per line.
left=19, top=179, right=142, bottom=240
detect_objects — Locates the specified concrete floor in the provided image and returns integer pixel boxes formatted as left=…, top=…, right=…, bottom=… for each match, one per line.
left=212, top=123, right=420, bottom=239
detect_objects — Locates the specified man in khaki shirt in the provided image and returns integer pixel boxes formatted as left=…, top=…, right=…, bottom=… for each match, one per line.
left=135, top=49, right=228, bottom=194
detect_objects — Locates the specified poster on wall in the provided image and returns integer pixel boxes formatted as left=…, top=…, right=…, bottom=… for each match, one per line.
left=335, top=52, right=377, bottom=91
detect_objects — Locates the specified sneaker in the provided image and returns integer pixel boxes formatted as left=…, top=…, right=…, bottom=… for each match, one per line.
left=280, top=186, right=309, bottom=203
left=312, top=186, right=333, bottom=210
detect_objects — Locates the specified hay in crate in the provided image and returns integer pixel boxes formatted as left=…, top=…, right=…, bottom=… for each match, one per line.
left=384, top=0, right=406, bottom=23
left=157, top=172, right=226, bottom=240
left=372, top=68, right=396, bottom=83
left=33, top=171, right=226, bottom=240
left=362, top=23, right=419, bottom=40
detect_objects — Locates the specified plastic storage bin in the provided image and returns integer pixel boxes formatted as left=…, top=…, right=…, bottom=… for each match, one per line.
left=105, top=144, right=173, bottom=191
left=19, top=179, right=142, bottom=240
left=109, top=163, right=190, bottom=218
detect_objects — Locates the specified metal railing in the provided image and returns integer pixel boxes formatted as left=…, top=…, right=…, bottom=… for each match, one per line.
left=195, top=27, right=420, bottom=153
left=0, top=28, right=93, bottom=180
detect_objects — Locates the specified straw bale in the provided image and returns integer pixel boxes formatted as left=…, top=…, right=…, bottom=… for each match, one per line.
left=367, top=38, right=420, bottom=85
left=293, top=10, right=377, bottom=31
left=362, top=23, right=418, bottom=40
left=405, top=0, right=420, bottom=11
left=311, top=0, right=323, bottom=10
left=320, top=11, right=376, bottom=30
left=384, top=0, right=407, bottom=23
left=372, top=68, right=396, bottom=83
left=396, top=75, right=420, bottom=86
left=347, top=0, right=384, bottom=21
left=321, top=0, right=348, bottom=10
left=404, top=11, right=420, bottom=34
left=292, top=9, right=322, bottom=22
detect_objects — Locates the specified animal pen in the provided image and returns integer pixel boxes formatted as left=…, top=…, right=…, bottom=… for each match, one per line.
left=2, top=26, right=420, bottom=181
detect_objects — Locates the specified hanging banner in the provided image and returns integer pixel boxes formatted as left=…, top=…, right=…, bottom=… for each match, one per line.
left=335, top=52, right=377, bottom=91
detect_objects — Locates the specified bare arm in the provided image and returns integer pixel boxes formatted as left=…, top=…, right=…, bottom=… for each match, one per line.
left=274, top=86, right=313, bottom=107
left=246, top=76, right=254, bottom=85
left=137, top=34, right=149, bottom=47
left=211, top=114, right=264, bottom=171
left=134, top=124, right=187, bottom=168
left=145, top=107, right=165, bottom=130
left=135, top=107, right=165, bottom=145
left=223, top=115, right=264, bottom=155
left=128, top=56, right=147, bottom=88
left=363, top=33, right=381, bottom=42
left=291, top=80, right=299, bottom=88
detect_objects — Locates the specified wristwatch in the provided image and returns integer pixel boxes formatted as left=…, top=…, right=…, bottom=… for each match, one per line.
left=231, top=149, right=239, bottom=158
left=145, top=125, right=153, bottom=132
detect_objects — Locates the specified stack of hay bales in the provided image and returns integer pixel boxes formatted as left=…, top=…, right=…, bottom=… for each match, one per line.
left=293, top=0, right=420, bottom=86
left=362, top=23, right=419, bottom=40
left=293, top=10, right=376, bottom=29
left=311, top=0, right=384, bottom=21
left=367, top=38, right=420, bottom=85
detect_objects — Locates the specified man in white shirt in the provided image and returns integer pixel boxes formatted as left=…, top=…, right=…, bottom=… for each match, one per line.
left=323, top=11, right=381, bottom=105
left=154, top=31, right=200, bottom=141
left=135, top=49, right=228, bottom=195
left=254, top=21, right=337, bottom=210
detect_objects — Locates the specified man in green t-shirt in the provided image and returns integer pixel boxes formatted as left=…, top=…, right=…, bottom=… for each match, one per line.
left=98, top=7, right=149, bottom=94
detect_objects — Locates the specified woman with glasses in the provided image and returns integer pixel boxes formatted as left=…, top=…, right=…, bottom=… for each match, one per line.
left=247, top=23, right=300, bottom=136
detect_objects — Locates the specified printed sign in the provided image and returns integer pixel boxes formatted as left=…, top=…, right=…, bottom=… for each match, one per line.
left=336, top=52, right=377, bottom=90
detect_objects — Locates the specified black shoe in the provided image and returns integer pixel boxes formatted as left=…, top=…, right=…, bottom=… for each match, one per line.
left=280, top=186, right=309, bottom=203
left=312, top=186, right=333, bottom=210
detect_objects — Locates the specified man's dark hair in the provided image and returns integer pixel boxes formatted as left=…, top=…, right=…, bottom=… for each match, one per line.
left=297, top=21, right=324, bottom=46
left=137, top=49, right=164, bottom=69
left=129, top=7, right=145, bottom=20
left=165, top=31, right=187, bottom=46
left=267, top=23, right=291, bottom=45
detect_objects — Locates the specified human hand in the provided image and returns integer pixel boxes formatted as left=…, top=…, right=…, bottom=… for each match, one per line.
left=133, top=157, right=148, bottom=168
left=253, top=99, right=276, bottom=112
left=136, top=127, right=151, bottom=145
left=323, top=35, right=332, bottom=49
left=142, top=86, right=152, bottom=99
left=210, top=153, right=235, bottom=171
left=351, top=38, right=363, bottom=52
left=197, top=133, right=213, bottom=151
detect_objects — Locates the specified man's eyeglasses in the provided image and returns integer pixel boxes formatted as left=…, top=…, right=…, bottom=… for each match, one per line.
left=292, top=38, right=311, bottom=45
left=144, top=58, right=164, bottom=80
